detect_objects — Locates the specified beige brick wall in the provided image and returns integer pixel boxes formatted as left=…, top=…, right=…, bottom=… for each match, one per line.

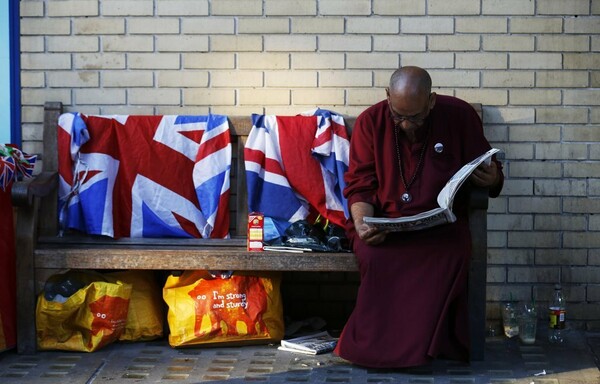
left=19, top=0, right=600, bottom=330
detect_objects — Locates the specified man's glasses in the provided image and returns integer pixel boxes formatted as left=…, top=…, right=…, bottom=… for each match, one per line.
left=388, top=101, right=428, bottom=125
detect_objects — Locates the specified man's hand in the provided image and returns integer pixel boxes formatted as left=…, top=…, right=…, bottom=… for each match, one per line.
left=470, top=160, right=499, bottom=188
left=355, top=221, right=388, bottom=245
left=351, top=202, right=389, bottom=245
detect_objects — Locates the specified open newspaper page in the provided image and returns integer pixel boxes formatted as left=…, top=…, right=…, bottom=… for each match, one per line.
left=363, top=148, right=500, bottom=232
left=278, top=331, right=338, bottom=355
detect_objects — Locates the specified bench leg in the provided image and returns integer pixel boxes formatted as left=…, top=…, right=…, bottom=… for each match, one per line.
left=469, top=256, right=487, bottom=361
left=468, top=208, right=488, bottom=361
left=15, top=198, right=38, bottom=354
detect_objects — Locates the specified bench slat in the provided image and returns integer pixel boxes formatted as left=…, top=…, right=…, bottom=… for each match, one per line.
left=39, top=235, right=248, bottom=247
left=35, top=246, right=358, bottom=271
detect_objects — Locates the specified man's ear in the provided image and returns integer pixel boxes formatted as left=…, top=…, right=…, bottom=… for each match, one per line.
left=385, top=88, right=390, bottom=99
left=429, top=92, right=437, bottom=110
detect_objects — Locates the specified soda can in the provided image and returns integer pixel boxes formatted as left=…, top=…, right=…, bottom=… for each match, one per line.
left=247, top=212, right=264, bottom=251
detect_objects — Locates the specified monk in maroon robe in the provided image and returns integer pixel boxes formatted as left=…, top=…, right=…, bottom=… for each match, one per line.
left=335, top=66, right=504, bottom=368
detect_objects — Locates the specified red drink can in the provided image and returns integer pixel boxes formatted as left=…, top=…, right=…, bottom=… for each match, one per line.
left=247, top=212, right=264, bottom=251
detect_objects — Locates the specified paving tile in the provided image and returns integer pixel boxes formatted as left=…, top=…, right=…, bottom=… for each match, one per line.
left=0, top=330, right=598, bottom=384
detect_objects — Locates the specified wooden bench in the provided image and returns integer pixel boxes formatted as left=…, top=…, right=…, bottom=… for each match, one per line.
left=12, top=101, right=489, bottom=360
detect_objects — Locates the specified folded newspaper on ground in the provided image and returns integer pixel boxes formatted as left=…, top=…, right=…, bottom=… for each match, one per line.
left=363, top=148, right=500, bottom=232
left=278, top=331, right=338, bottom=355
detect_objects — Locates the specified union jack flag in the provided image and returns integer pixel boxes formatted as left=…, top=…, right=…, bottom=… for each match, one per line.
left=0, top=144, right=37, bottom=192
left=58, top=113, right=231, bottom=239
left=244, top=109, right=350, bottom=239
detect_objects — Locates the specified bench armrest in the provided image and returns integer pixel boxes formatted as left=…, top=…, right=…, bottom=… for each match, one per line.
left=11, top=171, right=58, bottom=207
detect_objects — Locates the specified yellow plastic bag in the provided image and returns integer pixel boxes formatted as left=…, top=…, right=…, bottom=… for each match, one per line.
left=36, top=270, right=132, bottom=352
left=107, top=270, right=164, bottom=342
left=163, top=270, right=284, bottom=347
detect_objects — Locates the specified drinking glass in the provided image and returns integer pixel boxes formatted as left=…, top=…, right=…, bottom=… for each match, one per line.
left=518, top=302, right=537, bottom=344
left=502, top=302, right=519, bottom=338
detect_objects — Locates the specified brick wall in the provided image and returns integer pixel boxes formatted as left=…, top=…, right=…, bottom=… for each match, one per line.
left=19, top=0, right=600, bottom=331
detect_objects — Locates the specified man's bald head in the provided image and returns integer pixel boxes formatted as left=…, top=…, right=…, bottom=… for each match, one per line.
left=388, top=66, right=432, bottom=102
left=385, top=66, right=436, bottom=137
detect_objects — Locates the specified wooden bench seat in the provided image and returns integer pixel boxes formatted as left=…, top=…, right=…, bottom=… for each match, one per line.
left=13, top=101, right=489, bottom=360
left=34, top=236, right=359, bottom=271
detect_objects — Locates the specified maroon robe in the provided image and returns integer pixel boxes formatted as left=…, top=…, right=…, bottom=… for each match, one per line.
left=335, top=95, right=503, bottom=368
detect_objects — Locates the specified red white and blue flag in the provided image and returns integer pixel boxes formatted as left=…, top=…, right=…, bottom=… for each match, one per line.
left=58, top=113, right=231, bottom=239
left=0, top=144, right=36, bottom=192
left=244, top=109, right=350, bottom=238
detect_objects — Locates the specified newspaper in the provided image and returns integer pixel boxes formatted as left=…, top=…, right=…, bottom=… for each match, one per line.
left=277, top=331, right=338, bottom=355
left=363, top=148, right=500, bottom=232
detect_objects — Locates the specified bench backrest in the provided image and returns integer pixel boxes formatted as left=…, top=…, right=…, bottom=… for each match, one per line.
left=40, top=102, right=482, bottom=238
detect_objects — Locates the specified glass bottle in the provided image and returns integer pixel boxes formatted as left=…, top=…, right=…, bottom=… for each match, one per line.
left=548, top=284, right=566, bottom=344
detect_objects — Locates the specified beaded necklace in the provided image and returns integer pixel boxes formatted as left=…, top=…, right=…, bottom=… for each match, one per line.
left=393, top=123, right=429, bottom=203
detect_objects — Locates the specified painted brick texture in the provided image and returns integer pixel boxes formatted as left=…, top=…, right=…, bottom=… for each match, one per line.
left=18, top=0, right=600, bottom=331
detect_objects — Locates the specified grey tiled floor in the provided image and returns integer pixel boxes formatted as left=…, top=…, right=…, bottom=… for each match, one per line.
left=1, top=329, right=599, bottom=383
